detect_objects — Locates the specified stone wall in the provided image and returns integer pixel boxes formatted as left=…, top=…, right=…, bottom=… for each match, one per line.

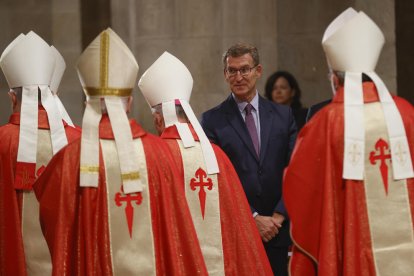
left=0, top=0, right=83, bottom=125
left=0, top=1, right=401, bottom=130
left=277, top=0, right=397, bottom=108
left=396, top=1, right=414, bottom=104
left=355, top=0, right=396, bottom=94
left=111, top=0, right=279, bottom=132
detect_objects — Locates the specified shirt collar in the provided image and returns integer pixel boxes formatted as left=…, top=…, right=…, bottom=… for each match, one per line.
left=232, top=91, right=259, bottom=113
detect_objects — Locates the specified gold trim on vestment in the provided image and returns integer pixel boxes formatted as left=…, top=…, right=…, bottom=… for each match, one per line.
left=363, top=102, right=414, bottom=275
left=121, top=171, right=140, bottom=181
left=80, top=166, right=100, bottom=173
left=83, top=87, right=133, bottom=97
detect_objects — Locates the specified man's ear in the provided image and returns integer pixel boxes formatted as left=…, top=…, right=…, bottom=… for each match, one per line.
left=255, top=64, right=263, bottom=78
left=224, top=69, right=230, bottom=82
left=153, top=113, right=165, bottom=135
left=126, top=96, right=133, bottom=113
left=332, top=74, right=340, bottom=89
left=8, top=91, right=18, bottom=111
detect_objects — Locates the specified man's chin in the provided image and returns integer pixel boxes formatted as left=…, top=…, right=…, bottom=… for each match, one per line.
left=233, top=89, right=248, bottom=96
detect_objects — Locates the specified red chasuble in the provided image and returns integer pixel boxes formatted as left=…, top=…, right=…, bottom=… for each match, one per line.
left=0, top=109, right=80, bottom=276
left=161, top=124, right=273, bottom=276
left=284, top=82, right=414, bottom=276
left=34, top=116, right=207, bottom=276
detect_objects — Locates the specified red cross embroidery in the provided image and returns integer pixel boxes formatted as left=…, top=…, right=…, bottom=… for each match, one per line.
left=369, top=138, right=392, bottom=194
left=115, top=186, right=143, bottom=238
left=190, top=168, right=213, bottom=219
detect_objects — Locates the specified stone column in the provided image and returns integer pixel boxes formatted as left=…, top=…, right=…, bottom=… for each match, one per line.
left=396, top=0, right=414, bottom=104
left=355, top=0, right=397, bottom=94
left=52, top=0, right=83, bottom=125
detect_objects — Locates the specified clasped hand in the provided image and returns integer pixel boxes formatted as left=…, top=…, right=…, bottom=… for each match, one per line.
left=254, top=213, right=285, bottom=242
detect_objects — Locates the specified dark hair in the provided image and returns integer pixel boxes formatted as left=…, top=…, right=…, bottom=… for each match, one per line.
left=334, top=71, right=373, bottom=86
left=265, top=71, right=303, bottom=109
left=222, top=43, right=260, bottom=69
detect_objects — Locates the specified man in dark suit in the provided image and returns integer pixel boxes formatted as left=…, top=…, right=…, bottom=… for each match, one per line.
left=201, top=43, right=297, bottom=276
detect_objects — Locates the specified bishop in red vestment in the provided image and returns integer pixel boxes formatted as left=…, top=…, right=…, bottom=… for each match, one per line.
left=284, top=8, right=414, bottom=276
left=34, top=28, right=207, bottom=276
left=0, top=32, right=80, bottom=276
left=285, top=83, right=414, bottom=276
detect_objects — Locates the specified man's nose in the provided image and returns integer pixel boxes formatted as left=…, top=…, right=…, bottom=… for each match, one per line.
left=235, top=72, right=244, bottom=81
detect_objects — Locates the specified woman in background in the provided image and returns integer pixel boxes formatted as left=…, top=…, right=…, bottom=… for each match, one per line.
left=265, top=71, right=308, bottom=130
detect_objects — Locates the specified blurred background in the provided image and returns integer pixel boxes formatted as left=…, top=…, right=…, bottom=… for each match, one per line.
left=0, top=0, right=412, bottom=132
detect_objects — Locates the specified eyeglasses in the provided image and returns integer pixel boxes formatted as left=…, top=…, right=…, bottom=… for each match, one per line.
left=225, top=65, right=258, bottom=77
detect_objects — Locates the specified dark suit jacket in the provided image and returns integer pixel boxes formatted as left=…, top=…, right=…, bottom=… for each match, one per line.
left=305, top=99, right=332, bottom=122
left=201, top=94, right=297, bottom=247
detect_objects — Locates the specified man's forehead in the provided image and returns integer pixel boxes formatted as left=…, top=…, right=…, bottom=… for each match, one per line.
left=226, top=54, right=254, bottom=67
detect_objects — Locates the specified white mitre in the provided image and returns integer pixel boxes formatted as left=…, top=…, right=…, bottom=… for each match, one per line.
left=322, top=8, right=413, bottom=180
left=0, top=33, right=25, bottom=62
left=0, top=31, right=69, bottom=189
left=77, top=28, right=142, bottom=194
left=139, top=51, right=219, bottom=174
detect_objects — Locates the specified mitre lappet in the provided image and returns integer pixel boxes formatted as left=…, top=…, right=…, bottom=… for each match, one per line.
left=322, top=7, right=413, bottom=180
left=77, top=28, right=142, bottom=194
left=0, top=31, right=69, bottom=189
left=138, top=51, right=219, bottom=174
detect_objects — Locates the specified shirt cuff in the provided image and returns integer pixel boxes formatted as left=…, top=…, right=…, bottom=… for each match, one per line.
left=252, top=212, right=259, bottom=218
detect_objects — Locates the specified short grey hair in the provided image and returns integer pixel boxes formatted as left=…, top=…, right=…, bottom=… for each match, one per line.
left=10, top=86, right=41, bottom=102
left=10, top=87, right=23, bottom=100
left=222, top=43, right=260, bottom=69
left=86, top=96, right=130, bottom=114
left=152, top=103, right=189, bottom=122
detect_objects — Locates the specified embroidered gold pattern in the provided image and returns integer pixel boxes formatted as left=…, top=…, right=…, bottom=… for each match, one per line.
left=80, top=166, right=100, bottom=173
left=121, top=171, right=140, bottom=181
left=83, top=87, right=132, bottom=97
left=100, top=31, right=109, bottom=88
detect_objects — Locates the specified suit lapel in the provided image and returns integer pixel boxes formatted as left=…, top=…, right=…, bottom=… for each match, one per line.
left=224, top=95, right=259, bottom=162
left=259, top=96, right=273, bottom=165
